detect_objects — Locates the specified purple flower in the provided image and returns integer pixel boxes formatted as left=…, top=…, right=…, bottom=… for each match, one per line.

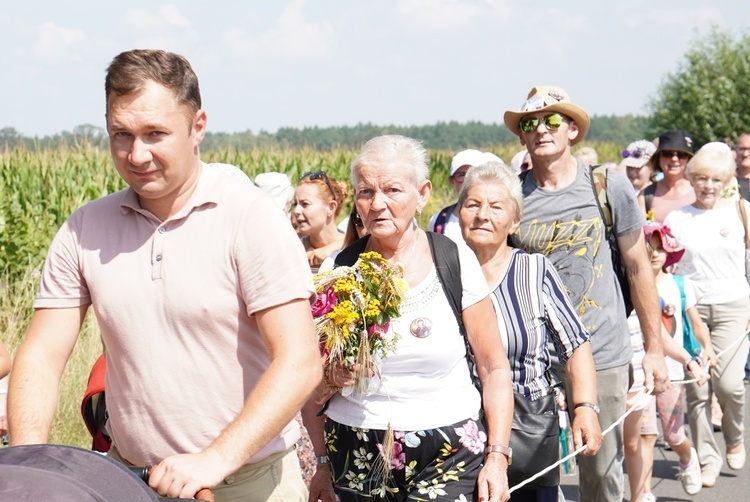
left=454, top=420, right=487, bottom=455
left=367, top=320, right=390, bottom=338
left=311, top=288, right=337, bottom=317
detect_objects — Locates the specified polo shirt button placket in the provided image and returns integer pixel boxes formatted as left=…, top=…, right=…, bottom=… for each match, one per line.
left=152, top=225, right=167, bottom=280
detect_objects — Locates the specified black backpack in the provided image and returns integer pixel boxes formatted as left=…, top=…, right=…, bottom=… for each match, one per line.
left=431, top=203, right=457, bottom=234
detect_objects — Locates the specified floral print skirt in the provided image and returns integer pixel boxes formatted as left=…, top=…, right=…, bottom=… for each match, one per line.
left=325, top=417, right=486, bottom=501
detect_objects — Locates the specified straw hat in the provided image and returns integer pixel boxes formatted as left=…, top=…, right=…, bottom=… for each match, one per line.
left=504, top=86, right=590, bottom=145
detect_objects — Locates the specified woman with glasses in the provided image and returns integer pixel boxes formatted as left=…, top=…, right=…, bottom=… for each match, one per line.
left=664, top=144, right=750, bottom=488
left=637, top=130, right=695, bottom=223
left=294, top=171, right=348, bottom=272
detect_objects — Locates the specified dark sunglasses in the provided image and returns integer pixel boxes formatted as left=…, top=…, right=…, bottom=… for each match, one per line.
left=519, top=113, right=564, bottom=133
left=300, top=171, right=335, bottom=198
left=622, top=148, right=650, bottom=159
left=659, top=150, right=689, bottom=160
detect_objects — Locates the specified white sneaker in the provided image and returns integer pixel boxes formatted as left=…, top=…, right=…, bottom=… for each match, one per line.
left=679, top=447, right=702, bottom=495
left=641, top=492, right=657, bottom=502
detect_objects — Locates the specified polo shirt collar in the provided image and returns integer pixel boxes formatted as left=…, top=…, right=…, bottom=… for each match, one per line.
left=118, top=162, right=219, bottom=222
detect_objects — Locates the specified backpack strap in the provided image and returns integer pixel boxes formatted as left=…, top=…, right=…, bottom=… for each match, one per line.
left=589, top=164, right=613, bottom=231
left=425, top=231, right=481, bottom=391
left=433, top=203, right=458, bottom=234
left=643, top=183, right=657, bottom=213
left=673, top=274, right=686, bottom=310
left=334, top=235, right=371, bottom=268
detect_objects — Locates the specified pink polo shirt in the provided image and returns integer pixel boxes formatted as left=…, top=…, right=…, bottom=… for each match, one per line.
left=35, top=163, right=315, bottom=466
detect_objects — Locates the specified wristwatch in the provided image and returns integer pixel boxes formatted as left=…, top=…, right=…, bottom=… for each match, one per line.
left=574, top=402, right=600, bottom=414
left=684, top=355, right=701, bottom=370
left=316, top=455, right=329, bottom=465
left=485, top=444, right=512, bottom=465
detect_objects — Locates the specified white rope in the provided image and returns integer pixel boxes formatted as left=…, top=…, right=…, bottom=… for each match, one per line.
left=506, top=328, right=750, bottom=494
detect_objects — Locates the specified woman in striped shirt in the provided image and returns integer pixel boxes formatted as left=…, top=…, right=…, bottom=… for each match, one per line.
left=458, top=161, right=601, bottom=502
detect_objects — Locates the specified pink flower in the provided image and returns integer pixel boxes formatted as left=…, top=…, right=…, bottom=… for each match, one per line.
left=367, top=320, right=390, bottom=338
left=377, top=441, right=405, bottom=470
left=311, top=288, right=337, bottom=317
left=454, top=420, right=487, bottom=455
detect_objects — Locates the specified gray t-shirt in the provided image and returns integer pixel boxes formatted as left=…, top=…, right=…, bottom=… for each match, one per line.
left=509, top=160, right=645, bottom=370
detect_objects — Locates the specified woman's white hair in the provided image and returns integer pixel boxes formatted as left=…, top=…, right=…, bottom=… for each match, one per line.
left=457, top=161, right=524, bottom=219
left=686, top=144, right=736, bottom=183
left=351, top=135, right=429, bottom=188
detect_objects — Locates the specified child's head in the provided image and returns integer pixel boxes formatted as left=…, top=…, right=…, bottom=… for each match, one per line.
left=644, top=222, right=684, bottom=273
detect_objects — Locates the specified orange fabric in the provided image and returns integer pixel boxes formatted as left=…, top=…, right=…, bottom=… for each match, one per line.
left=81, top=354, right=110, bottom=452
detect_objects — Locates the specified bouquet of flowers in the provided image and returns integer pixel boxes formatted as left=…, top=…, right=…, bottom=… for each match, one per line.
left=312, top=251, right=408, bottom=395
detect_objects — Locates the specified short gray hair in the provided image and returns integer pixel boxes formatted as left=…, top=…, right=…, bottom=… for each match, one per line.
left=458, top=161, right=524, bottom=219
left=686, top=146, right=736, bottom=184
left=351, top=135, right=429, bottom=188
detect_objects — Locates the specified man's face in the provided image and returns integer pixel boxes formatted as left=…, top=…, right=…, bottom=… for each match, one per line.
left=519, top=112, right=577, bottom=161
left=736, top=134, right=750, bottom=174
left=450, top=165, right=471, bottom=194
left=106, top=80, right=206, bottom=218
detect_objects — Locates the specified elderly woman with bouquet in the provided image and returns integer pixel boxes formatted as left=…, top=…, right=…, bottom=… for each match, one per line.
left=304, top=135, right=514, bottom=502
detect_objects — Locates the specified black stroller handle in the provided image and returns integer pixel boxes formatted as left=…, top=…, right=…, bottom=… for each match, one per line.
left=128, top=465, right=215, bottom=501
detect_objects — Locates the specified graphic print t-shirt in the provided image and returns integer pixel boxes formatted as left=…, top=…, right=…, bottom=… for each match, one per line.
left=510, top=160, right=645, bottom=370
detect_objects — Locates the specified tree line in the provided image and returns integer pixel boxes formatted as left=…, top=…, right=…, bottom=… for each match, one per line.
left=0, top=115, right=648, bottom=152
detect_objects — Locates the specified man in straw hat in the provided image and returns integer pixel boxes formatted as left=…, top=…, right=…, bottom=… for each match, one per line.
left=504, top=86, right=669, bottom=501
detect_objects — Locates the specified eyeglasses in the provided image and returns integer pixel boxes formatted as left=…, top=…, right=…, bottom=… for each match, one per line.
left=737, top=147, right=750, bottom=154
left=692, top=175, right=724, bottom=187
left=659, top=150, right=689, bottom=160
left=622, top=148, right=650, bottom=159
left=300, top=171, right=335, bottom=198
left=519, top=113, right=564, bottom=133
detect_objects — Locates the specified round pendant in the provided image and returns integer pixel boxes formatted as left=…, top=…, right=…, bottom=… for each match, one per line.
left=410, top=317, right=433, bottom=338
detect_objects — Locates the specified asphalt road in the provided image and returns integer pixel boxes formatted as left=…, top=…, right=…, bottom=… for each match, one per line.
left=560, top=384, right=750, bottom=501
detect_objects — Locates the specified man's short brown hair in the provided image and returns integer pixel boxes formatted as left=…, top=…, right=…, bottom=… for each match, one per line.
left=105, top=49, right=201, bottom=118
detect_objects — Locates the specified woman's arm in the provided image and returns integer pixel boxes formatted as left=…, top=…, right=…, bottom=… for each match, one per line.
left=301, top=401, right=337, bottom=502
left=0, top=341, right=10, bottom=380
left=463, top=297, right=513, bottom=502
left=564, top=342, right=603, bottom=456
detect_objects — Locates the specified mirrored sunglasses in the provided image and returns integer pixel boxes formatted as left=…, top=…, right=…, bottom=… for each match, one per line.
left=519, top=113, right=564, bottom=133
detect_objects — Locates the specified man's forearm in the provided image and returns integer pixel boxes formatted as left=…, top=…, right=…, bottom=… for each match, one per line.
left=8, top=354, right=62, bottom=444
left=629, top=267, right=663, bottom=354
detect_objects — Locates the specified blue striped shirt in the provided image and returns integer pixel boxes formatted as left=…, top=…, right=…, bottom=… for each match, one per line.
left=490, top=249, right=590, bottom=400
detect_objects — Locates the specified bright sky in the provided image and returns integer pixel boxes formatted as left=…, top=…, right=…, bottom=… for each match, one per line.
left=1, top=0, right=747, bottom=137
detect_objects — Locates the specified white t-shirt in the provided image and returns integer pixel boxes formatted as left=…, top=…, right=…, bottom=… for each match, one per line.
left=656, top=274, right=697, bottom=380
left=664, top=202, right=750, bottom=304
left=324, top=243, right=489, bottom=430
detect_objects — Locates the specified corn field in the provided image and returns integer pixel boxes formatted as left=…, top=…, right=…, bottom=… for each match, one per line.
left=0, top=140, right=621, bottom=448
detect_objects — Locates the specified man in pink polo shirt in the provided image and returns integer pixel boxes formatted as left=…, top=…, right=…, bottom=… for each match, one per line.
left=8, top=49, right=322, bottom=501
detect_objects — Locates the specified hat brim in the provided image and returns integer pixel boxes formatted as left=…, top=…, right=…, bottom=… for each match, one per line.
left=504, top=103, right=590, bottom=146
left=619, top=157, right=651, bottom=169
